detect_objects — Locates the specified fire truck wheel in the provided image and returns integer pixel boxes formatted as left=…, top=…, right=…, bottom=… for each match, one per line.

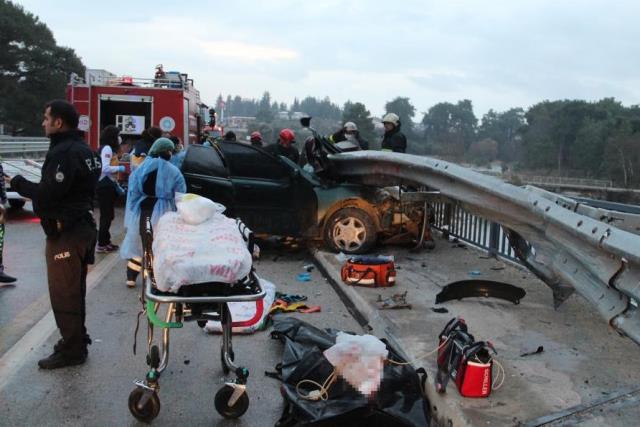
left=324, top=207, right=376, bottom=254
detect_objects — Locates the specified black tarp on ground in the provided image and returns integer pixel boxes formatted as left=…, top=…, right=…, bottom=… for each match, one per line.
left=269, top=317, right=430, bottom=427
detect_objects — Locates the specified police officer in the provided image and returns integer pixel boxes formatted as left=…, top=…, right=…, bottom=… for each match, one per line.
left=5, top=100, right=100, bottom=369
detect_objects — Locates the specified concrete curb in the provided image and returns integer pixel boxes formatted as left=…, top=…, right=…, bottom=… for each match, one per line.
left=312, top=249, right=473, bottom=427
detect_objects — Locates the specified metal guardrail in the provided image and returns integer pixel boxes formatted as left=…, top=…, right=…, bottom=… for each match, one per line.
left=0, top=138, right=49, bottom=156
left=328, top=150, right=640, bottom=345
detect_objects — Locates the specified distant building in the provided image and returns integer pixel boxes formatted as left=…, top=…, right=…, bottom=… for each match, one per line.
left=277, top=111, right=290, bottom=120
left=290, top=112, right=307, bottom=120
left=226, top=116, right=255, bottom=132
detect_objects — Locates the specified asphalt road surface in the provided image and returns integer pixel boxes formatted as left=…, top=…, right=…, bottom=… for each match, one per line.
left=0, top=206, right=363, bottom=426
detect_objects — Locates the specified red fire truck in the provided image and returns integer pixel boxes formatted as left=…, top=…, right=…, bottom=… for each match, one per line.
left=66, top=65, right=211, bottom=150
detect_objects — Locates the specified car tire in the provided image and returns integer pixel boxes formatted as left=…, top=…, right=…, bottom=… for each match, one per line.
left=8, top=199, right=25, bottom=209
left=324, top=207, right=376, bottom=254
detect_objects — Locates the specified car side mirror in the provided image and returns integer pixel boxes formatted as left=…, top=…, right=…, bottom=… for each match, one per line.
left=300, top=117, right=311, bottom=128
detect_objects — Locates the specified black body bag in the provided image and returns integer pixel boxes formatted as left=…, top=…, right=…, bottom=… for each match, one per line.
left=269, top=317, right=430, bottom=427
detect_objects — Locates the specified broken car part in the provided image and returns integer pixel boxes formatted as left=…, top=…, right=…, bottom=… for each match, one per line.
left=435, top=280, right=526, bottom=305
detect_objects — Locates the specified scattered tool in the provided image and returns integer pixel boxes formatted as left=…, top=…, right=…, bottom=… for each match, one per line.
left=376, top=291, right=412, bottom=310
left=520, top=346, right=544, bottom=357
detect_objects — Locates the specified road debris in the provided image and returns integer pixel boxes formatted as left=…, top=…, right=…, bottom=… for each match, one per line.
left=436, top=280, right=526, bottom=305
left=520, top=346, right=544, bottom=357
left=376, top=291, right=412, bottom=310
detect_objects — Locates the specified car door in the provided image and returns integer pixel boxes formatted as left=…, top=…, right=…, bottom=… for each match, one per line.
left=181, top=145, right=235, bottom=214
left=218, top=142, right=300, bottom=235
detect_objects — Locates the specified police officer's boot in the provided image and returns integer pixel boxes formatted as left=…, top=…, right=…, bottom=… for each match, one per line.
left=38, top=349, right=86, bottom=370
left=0, top=271, right=16, bottom=283
left=38, top=335, right=90, bottom=369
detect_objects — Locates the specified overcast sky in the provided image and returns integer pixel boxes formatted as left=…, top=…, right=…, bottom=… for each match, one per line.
left=15, top=0, right=640, bottom=120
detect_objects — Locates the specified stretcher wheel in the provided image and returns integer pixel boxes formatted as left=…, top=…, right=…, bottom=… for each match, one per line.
left=147, top=345, right=160, bottom=368
left=128, top=388, right=161, bottom=422
left=214, top=385, right=249, bottom=418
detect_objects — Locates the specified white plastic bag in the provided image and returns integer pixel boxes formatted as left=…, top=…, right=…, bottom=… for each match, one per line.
left=323, top=332, right=388, bottom=397
left=175, top=192, right=226, bottom=225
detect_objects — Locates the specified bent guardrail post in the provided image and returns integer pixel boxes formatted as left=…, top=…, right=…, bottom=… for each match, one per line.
left=327, top=151, right=640, bottom=344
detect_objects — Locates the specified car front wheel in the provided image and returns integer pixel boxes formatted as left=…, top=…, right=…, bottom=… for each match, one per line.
left=324, top=207, right=376, bottom=254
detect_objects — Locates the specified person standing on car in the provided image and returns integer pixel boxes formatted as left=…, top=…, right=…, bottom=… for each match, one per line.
left=0, top=161, right=17, bottom=283
left=96, top=125, right=126, bottom=253
left=121, top=138, right=186, bottom=288
left=329, top=121, right=369, bottom=150
left=265, top=128, right=299, bottom=163
left=250, top=131, right=263, bottom=147
left=381, top=113, right=407, bottom=153
left=6, top=100, right=100, bottom=369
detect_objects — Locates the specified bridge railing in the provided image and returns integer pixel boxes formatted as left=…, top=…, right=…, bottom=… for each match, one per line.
left=513, top=174, right=614, bottom=188
left=430, top=201, right=518, bottom=261
left=0, top=137, right=49, bottom=158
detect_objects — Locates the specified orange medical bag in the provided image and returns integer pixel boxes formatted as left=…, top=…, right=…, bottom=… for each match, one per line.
left=341, top=256, right=396, bottom=287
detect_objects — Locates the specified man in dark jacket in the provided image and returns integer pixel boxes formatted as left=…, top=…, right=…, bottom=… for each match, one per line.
left=381, top=113, right=407, bottom=153
left=6, top=100, right=101, bottom=369
left=265, top=128, right=299, bottom=163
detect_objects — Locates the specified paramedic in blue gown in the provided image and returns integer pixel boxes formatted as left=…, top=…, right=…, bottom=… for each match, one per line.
left=120, top=137, right=186, bottom=287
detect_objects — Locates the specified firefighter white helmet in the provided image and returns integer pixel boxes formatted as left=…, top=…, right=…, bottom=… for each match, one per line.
left=382, top=113, right=400, bottom=126
left=344, top=121, right=357, bottom=131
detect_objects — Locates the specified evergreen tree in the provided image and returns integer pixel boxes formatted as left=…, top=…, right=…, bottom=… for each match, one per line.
left=0, top=0, right=85, bottom=134
left=342, top=101, right=375, bottom=142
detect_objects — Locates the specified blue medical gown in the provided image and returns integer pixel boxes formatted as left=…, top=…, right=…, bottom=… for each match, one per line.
left=170, top=150, right=186, bottom=169
left=120, top=157, right=187, bottom=259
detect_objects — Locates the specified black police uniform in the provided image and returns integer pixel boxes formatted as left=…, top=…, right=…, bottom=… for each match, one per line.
left=12, top=130, right=100, bottom=360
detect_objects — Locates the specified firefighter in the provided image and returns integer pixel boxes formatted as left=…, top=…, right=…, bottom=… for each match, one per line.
left=121, top=138, right=186, bottom=288
left=381, top=113, right=407, bottom=153
left=329, top=121, right=369, bottom=150
left=265, top=128, right=299, bottom=163
left=250, top=131, right=263, bottom=147
left=6, top=100, right=100, bottom=369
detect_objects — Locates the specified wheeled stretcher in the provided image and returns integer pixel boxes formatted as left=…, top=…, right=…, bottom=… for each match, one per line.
left=128, top=203, right=265, bottom=423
